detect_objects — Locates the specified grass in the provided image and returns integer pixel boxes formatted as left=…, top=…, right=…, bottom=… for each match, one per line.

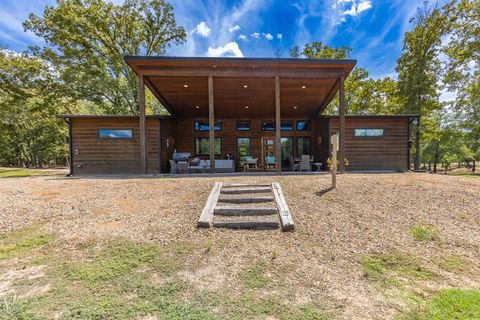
left=0, top=229, right=53, bottom=260
left=0, top=168, right=48, bottom=179
left=241, top=261, right=271, bottom=289
left=411, top=224, right=440, bottom=242
left=401, top=289, right=480, bottom=320
left=435, top=254, right=469, bottom=273
left=362, top=252, right=437, bottom=287
left=0, top=296, right=37, bottom=320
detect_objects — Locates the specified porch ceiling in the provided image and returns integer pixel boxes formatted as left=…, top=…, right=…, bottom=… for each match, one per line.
left=125, top=56, right=356, bottom=118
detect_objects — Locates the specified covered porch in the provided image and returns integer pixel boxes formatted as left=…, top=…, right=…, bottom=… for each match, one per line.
left=125, top=57, right=356, bottom=174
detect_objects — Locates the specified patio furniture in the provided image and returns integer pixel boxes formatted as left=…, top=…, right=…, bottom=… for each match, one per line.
left=299, top=155, right=312, bottom=172
left=265, top=156, right=276, bottom=171
left=240, top=156, right=258, bottom=172
left=177, top=161, right=189, bottom=174
left=169, top=159, right=177, bottom=174
left=288, top=156, right=299, bottom=172
left=189, top=159, right=235, bottom=173
left=313, top=162, right=323, bottom=172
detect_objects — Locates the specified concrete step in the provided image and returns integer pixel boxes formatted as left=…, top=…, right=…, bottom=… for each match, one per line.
left=214, top=206, right=277, bottom=216
left=218, top=196, right=274, bottom=204
left=221, top=187, right=271, bottom=194
left=212, top=220, right=280, bottom=230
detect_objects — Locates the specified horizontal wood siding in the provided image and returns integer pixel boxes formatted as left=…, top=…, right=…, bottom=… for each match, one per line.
left=71, top=118, right=160, bottom=174
left=329, top=117, right=409, bottom=171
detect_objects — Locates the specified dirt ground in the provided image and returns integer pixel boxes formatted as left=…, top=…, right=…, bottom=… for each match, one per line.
left=0, top=173, right=479, bottom=319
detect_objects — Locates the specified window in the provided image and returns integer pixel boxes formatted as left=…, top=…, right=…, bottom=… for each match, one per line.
left=195, top=138, right=222, bottom=155
left=194, top=120, right=222, bottom=131
left=281, top=137, right=293, bottom=161
left=354, top=129, right=384, bottom=137
left=98, top=129, right=133, bottom=139
left=297, top=137, right=311, bottom=157
left=296, top=120, right=311, bottom=131
left=261, top=120, right=275, bottom=131
left=236, top=121, right=251, bottom=131
left=281, top=120, right=294, bottom=131
left=237, top=137, right=251, bottom=162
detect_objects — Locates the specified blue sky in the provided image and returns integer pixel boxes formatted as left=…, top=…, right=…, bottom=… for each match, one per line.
left=0, top=0, right=449, bottom=79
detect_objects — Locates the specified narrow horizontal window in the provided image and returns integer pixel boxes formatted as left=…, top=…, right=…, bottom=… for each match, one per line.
left=281, top=120, right=294, bottom=131
left=354, top=129, right=384, bottom=137
left=194, top=120, right=222, bottom=131
left=296, top=120, right=311, bottom=131
left=262, top=120, right=275, bottom=131
left=98, top=129, right=133, bottom=139
left=195, top=138, right=222, bottom=156
left=236, top=121, right=251, bottom=131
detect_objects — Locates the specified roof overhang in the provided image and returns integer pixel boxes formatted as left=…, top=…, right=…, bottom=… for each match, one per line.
left=125, top=56, right=356, bottom=118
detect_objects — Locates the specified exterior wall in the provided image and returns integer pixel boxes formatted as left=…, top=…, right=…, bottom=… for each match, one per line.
left=171, top=117, right=320, bottom=169
left=71, top=118, right=161, bottom=174
left=329, top=117, right=409, bottom=171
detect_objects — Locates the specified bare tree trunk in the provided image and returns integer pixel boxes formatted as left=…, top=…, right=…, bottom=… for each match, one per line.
left=414, top=118, right=421, bottom=171
left=473, top=161, right=476, bottom=172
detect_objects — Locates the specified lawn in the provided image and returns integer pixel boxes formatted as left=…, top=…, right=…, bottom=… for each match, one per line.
left=0, top=167, right=67, bottom=179
left=0, top=173, right=479, bottom=319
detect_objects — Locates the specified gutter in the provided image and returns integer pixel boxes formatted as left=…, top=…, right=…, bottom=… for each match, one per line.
left=63, top=118, right=73, bottom=176
left=407, top=117, right=417, bottom=172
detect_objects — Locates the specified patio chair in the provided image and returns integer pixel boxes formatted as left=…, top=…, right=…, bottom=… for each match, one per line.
left=177, top=161, right=189, bottom=174
left=265, top=156, right=276, bottom=171
left=169, top=160, right=177, bottom=174
left=288, top=156, right=299, bottom=172
left=299, top=155, right=312, bottom=172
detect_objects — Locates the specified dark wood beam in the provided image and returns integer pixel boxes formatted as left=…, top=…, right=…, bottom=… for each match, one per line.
left=143, top=76, right=176, bottom=116
left=275, top=76, right=281, bottom=174
left=314, top=78, right=339, bottom=116
left=138, top=66, right=344, bottom=78
left=208, top=76, right=215, bottom=173
left=138, top=73, right=147, bottom=174
left=339, top=76, right=346, bottom=173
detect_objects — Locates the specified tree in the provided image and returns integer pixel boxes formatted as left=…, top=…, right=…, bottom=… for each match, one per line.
left=24, top=0, right=186, bottom=115
left=396, top=2, right=448, bottom=170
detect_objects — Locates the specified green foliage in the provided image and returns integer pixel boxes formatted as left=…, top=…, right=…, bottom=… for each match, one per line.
left=241, top=261, right=270, bottom=289
left=435, top=255, right=468, bottom=273
left=24, top=0, right=186, bottom=115
left=401, top=289, right=480, bottom=320
left=0, top=168, right=47, bottom=178
left=411, top=224, right=440, bottom=242
left=362, top=252, right=437, bottom=286
left=0, top=296, right=37, bottom=320
left=0, top=229, right=53, bottom=260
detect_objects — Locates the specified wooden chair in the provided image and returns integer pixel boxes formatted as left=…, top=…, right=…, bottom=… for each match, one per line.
left=299, top=155, right=312, bottom=172
left=265, top=156, right=276, bottom=171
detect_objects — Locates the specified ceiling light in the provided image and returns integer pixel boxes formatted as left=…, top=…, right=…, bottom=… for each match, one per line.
left=301, top=85, right=306, bottom=89
left=294, top=106, right=298, bottom=109
left=243, top=85, right=248, bottom=88
left=195, top=106, right=200, bottom=109
left=245, top=106, right=249, bottom=109
left=212, top=65, right=216, bottom=68
left=184, top=84, right=189, bottom=88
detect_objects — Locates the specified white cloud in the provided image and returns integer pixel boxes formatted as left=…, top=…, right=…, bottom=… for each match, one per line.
left=344, top=0, right=372, bottom=16
left=251, top=32, right=260, bottom=39
left=263, top=33, right=274, bottom=40
left=207, top=41, right=244, bottom=57
left=192, top=21, right=211, bottom=38
left=229, top=25, right=241, bottom=33
left=238, top=34, right=248, bottom=41
left=277, top=33, right=283, bottom=40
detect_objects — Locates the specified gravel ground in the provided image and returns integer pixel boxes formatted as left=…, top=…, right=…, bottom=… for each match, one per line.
left=1, top=172, right=479, bottom=319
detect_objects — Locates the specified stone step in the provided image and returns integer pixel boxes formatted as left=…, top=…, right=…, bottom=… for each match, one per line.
left=222, top=183, right=271, bottom=188
left=214, top=206, right=277, bottom=216
left=212, top=220, right=280, bottom=230
left=221, top=187, right=271, bottom=194
left=218, top=196, right=274, bottom=204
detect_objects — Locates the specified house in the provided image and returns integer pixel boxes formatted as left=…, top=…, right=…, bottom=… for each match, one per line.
left=59, top=57, right=418, bottom=175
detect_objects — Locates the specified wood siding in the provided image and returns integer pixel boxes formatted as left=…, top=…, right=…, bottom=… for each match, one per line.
left=71, top=118, right=161, bottom=174
left=329, top=117, right=409, bottom=171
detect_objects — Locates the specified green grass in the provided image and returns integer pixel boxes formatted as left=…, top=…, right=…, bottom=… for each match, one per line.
left=0, top=168, right=46, bottom=179
left=401, top=289, right=480, bottom=320
left=411, top=224, right=440, bottom=242
left=241, top=261, right=271, bottom=289
left=0, top=229, right=53, bottom=260
left=362, top=252, right=437, bottom=287
left=435, top=255, right=470, bottom=273
left=0, top=295, right=37, bottom=320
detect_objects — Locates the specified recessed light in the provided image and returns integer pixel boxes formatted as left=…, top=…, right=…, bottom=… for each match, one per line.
left=184, top=84, right=189, bottom=88
left=245, top=106, right=249, bottom=109
left=195, top=106, right=200, bottom=109
left=301, top=85, right=306, bottom=89
left=294, top=106, right=298, bottom=109
left=243, top=85, right=248, bottom=88
left=212, top=65, right=216, bottom=68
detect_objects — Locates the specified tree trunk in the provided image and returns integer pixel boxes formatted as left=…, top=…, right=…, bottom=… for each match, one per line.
left=414, top=118, right=421, bottom=171
left=433, top=142, right=439, bottom=173
left=428, top=162, right=431, bottom=171
left=473, top=161, right=476, bottom=172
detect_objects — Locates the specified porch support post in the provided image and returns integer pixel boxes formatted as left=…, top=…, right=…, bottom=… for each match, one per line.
left=339, top=75, right=346, bottom=173
left=275, top=76, right=282, bottom=174
left=138, top=73, right=147, bottom=174
left=208, top=76, right=216, bottom=173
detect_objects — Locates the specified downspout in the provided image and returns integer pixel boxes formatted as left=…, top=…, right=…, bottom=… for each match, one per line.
left=63, top=118, right=73, bottom=176
left=407, top=117, right=415, bottom=172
